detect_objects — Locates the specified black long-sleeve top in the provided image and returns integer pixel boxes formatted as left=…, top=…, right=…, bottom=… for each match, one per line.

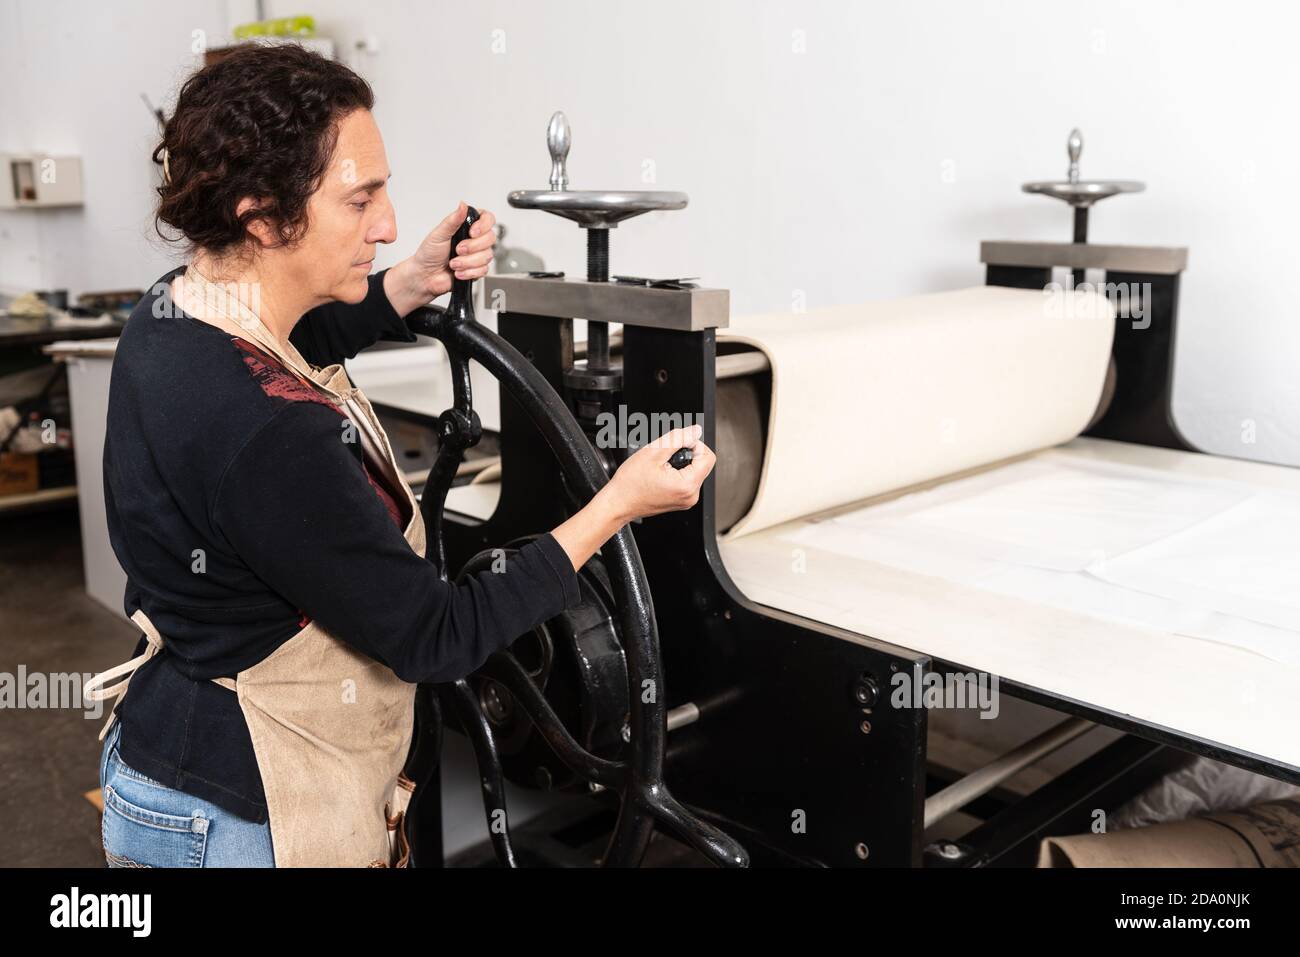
left=104, top=267, right=581, bottom=822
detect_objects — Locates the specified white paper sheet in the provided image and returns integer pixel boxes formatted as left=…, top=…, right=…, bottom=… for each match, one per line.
left=1088, top=493, right=1300, bottom=635
left=776, top=447, right=1300, bottom=666
left=719, top=438, right=1300, bottom=770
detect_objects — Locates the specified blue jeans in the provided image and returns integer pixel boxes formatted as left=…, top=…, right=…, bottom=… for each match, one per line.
left=99, top=719, right=275, bottom=867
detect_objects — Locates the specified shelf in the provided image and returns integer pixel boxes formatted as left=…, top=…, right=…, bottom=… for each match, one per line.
left=0, top=484, right=78, bottom=514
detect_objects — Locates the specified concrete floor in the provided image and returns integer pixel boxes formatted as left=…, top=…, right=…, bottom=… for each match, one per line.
left=0, top=506, right=139, bottom=867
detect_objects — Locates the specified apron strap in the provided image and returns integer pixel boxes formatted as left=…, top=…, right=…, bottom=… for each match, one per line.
left=178, top=266, right=348, bottom=401
left=84, top=609, right=165, bottom=742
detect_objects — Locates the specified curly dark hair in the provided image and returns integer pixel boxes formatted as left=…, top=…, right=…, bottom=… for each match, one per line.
left=152, top=43, right=374, bottom=254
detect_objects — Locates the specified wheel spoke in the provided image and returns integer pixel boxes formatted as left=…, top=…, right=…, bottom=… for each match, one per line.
left=480, top=651, right=624, bottom=789
left=447, top=678, right=518, bottom=868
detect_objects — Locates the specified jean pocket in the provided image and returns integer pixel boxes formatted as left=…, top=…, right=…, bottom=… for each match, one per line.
left=107, top=745, right=171, bottom=788
left=101, top=780, right=210, bottom=868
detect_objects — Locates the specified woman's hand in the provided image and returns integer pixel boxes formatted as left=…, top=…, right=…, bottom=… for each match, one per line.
left=551, top=426, right=716, bottom=572
left=384, top=201, right=498, bottom=316
left=603, top=425, right=716, bottom=522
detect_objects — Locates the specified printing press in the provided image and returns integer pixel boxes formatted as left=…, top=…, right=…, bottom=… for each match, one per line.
left=392, top=118, right=1300, bottom=868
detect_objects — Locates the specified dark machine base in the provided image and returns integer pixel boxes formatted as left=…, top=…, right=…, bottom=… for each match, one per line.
left=441, top=732, right=1188, bottom=869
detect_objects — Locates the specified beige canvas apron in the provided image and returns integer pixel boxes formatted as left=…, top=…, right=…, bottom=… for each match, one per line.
left=85, top=267, right=426, bottom=867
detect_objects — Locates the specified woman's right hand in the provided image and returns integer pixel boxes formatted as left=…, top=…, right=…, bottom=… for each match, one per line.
left=550, top=425, right=716, bottom=572
left=604, top=425, right=716, bottom=522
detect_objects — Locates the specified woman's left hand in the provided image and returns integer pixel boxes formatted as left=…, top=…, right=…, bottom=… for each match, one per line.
left=384, top=201, right=497, bottom=316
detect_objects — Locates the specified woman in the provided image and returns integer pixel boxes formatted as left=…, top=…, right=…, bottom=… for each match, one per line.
left=87, top=43, right=713, bottom=868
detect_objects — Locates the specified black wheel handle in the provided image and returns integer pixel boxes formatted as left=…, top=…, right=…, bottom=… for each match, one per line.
left=407, top=207, right=747, bottom=868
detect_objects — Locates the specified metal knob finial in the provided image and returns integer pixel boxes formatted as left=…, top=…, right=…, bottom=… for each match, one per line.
left=547, top=111, right=570, bottom=192
left=1067, top=128, right=1083, bottom=184
left=1023, top=128, right=1142, bottom=212
left=510, top=110, right=687, bottom=227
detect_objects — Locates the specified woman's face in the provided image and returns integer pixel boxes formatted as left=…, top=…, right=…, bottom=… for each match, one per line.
left=281, top=108, right=398, bottom=305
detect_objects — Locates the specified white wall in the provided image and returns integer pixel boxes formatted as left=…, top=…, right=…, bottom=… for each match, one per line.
left=0, top=0, right=228, bottom=292
left=2, top=0, right=1297, bottom=463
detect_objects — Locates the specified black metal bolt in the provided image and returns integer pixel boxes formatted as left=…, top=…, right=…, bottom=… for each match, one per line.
left=935, top=842, right=964, bottom=861
left=853, top=674, right=879, bottom=707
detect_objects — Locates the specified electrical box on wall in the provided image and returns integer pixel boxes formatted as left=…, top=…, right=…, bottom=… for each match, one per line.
left=0, top=154, right=84, bottom=209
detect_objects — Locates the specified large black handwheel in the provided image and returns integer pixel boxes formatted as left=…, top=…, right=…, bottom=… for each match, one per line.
left=405, top=208, right=747, bottom=868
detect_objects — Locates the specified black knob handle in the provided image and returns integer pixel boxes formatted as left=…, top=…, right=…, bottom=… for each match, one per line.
left=668, top=448, right=693, bottom=470
left=449, top=205, right=479, bottom=321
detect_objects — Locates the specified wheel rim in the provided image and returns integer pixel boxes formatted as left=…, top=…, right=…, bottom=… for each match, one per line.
left=405, top=208, right=747, bottom=868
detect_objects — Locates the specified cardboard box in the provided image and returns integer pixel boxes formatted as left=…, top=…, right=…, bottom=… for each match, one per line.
left=0, top=452, right=40, bottom=496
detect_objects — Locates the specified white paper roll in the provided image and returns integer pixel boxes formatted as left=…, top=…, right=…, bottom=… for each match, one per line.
left=718, top=285, right=1116, bottom=537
